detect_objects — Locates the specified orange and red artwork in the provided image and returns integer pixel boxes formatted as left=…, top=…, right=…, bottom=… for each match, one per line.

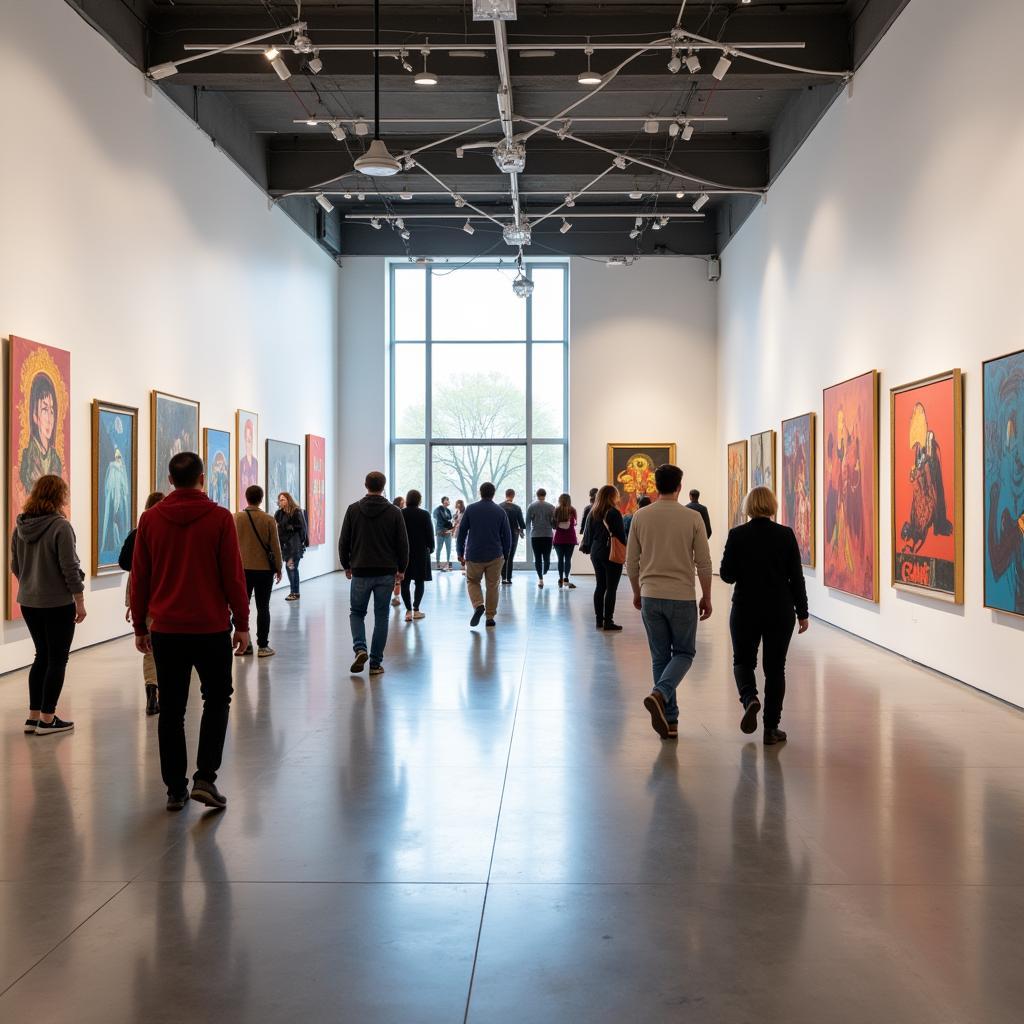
left=781, top=413, right=815, bottom=566
left=607, top=444, right=676, bottom=517
left=305, top=434, right=326, bottom=546
left=727, top=440, right=747, bottom=530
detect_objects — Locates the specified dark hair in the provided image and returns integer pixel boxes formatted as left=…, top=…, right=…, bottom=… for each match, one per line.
left=555, top=493, right=574, bottom=523
left=278, top=491, right=299, bottom=514
left=536, top=488, right=547, bottom=499
left=637, top=495, right=652, bottom=509
left=505, top=488, right=515, bottom=498
left=655, top=463, right=683, bottom=495
left=689, top=489, right=700, bottom=501
left=592, top=485, right=618, bottom=525
left=365, top=471, right=386, bottom=493
left=28, top=373, right=58, bottom=444
left=145, top=491, right=165, bottom=511
left=406, top=489, right=422, bottom=508
left=169, top=452, right=203, bottom=488
left=22, top=474, right=68, bottom=516
left=589, top=488, right=599, bottom=500
left=480, top=481, right=496, bottom=500
left=392, top=496, right=405, bottom=507
left=440, top=496, right=449, bottom=503
left=245, top=484, right=264, bottom=506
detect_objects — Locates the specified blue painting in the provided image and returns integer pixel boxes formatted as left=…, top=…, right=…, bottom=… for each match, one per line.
left=151, top=390, right=199, bottom=489
left=983, top=349, right=1024, bottom=615
left=266, top=439, right=301, bottom=510
left=204, top=428, right=232, bottom=510
left=92, top=400, right=137, bottom=575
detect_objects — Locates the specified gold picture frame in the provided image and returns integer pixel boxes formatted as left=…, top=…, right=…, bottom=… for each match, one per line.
left=150, top=390, right=200, bottom=490
left=91, top=400, right=138, bottom=576
left=727, top=439, right=748, bottom=530
left=780, top=412, right=816, bottom=567
left=607, top=443, right=677, bottom=516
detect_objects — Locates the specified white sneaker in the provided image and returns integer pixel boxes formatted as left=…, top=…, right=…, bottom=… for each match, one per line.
left=413, top=610, right=425, bottom=619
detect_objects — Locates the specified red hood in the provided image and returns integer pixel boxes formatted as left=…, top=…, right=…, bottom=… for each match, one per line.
left=151, top=487, right=219, bottom=526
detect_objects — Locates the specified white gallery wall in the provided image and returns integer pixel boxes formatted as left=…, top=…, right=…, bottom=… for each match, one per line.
left=717, top=0, right=1024, bottom=705
left=0, top=0, right=339, bottom=674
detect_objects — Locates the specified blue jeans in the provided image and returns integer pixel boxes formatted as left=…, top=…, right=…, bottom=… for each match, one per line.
left=285, top=561, right=301, bottom=594
left=349, top=575, right=394, bottom=667
left=436, top=533, right=452, bottom=564
left=640, top=598, right=698, bottom=723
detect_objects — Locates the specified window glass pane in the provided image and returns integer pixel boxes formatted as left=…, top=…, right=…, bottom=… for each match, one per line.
left=394, top=445, right=426, bottom=502
left=432, top=445, right=525, bottom=511
left=393, top=267, right=426, bottom=340
left=393, top=344, right=426, bottom=438
left=432, top=343, right=526, bottom=438
left=530, top=268, right=566, bottom=341
left=532, top=444, right=566, bottom=500
left=431, top=267, right=526, bottom=340
left=532, top=344, right=564, bottom=438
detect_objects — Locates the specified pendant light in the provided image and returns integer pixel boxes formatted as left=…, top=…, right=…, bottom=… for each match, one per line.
left=354, top=0, right=401, bottom=177
left=414, top=41, right=439, bottom=86
left=578, top=40, right=602, bottom=86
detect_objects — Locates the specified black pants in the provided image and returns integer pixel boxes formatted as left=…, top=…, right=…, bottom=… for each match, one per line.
left=532, top=537, right=553, bottom=578
left=554, top=543, right=575, bottom=580
left=151, top=631, right=234, bottom=795
left=401, top=578, right=425, bottom=611
left=502, top=534, right=520, bottom=582
left=245, top=569, right=274, bottom=648
left=591, top=557, right=623, bottom=626
left=729, top=605, right=796, bottom=729
left=22, top=604, right=76, bottom=714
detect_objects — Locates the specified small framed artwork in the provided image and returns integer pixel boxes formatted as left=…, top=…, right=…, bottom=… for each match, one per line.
left=607, top=443, right=677, bottom=516
left=236, top=409, right=259, bottom=510
left=305, top=434, right=326, bottom=545
left=266, top=439, right=302, bottom=510
left=203, top=428, right=232, bottom=511
left=750, top=429, right=776, bottom=492
left=151, top=390, right=200, bottom=489
left=781, top=413, right=815, bottom=567
left=727, top=440, right=748, bottom=530
left=91, top=400, right=138, bottom=576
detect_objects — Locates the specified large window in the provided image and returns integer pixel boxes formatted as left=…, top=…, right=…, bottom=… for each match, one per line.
left=390, top=261, right=568, bottom=520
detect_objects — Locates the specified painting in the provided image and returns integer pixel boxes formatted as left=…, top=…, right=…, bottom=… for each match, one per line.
left=203, top=428, right=232, bottom=511
left=266, top=439, right=301, bottom=510
left=607, top=443, right=677, bottom=516
left=91, top=401, right=138, bottom=576
left=727, top=440, right=748, bottom=530
left=983, top=348, right=1024, bottom=616
left=151, top=391, right=199, bottom=489
left=305, top=434, right=326, bottom=545
left=891, top=370, right=963, bottom=602
left=8, top=337, right=71, bottom=618
left=823, top=370, right=879, bottom=602
left=750, top=429, right=776, bottom=492
left=236, top=409, right=259, bottom=510
left=781, top=414, right=815, bottom=567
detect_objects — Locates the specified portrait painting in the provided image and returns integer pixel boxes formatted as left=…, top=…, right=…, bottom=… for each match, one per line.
left=203, top=428, right=232, bottom=511
left=151, top=391, right=199, bottom=489
left=8, top=336, right=71, bottom=618
left=237, top=409, right=259, bottom=509
left=823, top=370, right=879, bottom=602
left=750, top=429, right=776, bottom=492
left=91, top=401, right=138, bottom=576
left=266, top=439, right=301, bottom=510
left=607, top=443, right=677, bottom=516
left=727, top=440, right=748, bottom=530
left=891, top=370, right=963, bottom=602
left=983, top=349, right=1024, bottom=616
left=781, top=413, right=815, bottom=567
left=305, top=434, right=326, bottom=545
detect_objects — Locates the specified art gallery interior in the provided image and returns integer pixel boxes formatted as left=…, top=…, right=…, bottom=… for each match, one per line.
left=1, top=0, right=1023, bottom=1020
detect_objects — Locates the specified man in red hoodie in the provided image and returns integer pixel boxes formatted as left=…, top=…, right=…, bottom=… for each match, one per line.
left=131, top=451, right=249, bottom=811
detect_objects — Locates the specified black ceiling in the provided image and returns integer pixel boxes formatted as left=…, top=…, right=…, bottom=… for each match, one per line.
left=68, top=0, right=910, bottom=261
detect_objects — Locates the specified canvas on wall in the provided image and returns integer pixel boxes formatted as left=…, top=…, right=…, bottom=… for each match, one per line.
left=237, top=409, right=259, bottom=510
left=151, top=391, right=199, bottom=490
left=781, top=413, right=815, bottom=567
left=727, top=440, right=747, bottom=530
left=92, top=401, right=137, bottom=576
left=607, top=444, right=677, bottom=516
left=203, top=428, right=232, bottom=511
left=823, top=370, right=879, bottom=602
left=750, top=429, right=776, bottom=492
left=983, top=348, right=1024, bottom=616
left=266, top=439, right=301, bottom=510
left=8, top=336, right=71, bottom=618
left=305, top=434, right=326, bottom=546
left=891, top=370, right=963, bottom=602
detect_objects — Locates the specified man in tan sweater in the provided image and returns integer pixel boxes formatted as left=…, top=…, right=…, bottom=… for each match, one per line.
left=234, top=484, right=283, bottom=657
left=626, top=463, right=713, bottom=739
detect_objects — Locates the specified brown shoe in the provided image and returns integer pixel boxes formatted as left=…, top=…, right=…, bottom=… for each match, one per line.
left=643, top=691, right=669, bottom=739
left=666, top=722, right=678, bottom=739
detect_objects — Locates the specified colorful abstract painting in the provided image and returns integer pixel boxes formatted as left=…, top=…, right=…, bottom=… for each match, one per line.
left=236, top=409, right=259, bottom=510
left=151, top=391, right=199, bottom=490
left=781, top=413, right=815, bottom=567
left=266, top=439, right=301, bottom=510
left=983, top=349, right=1024, bottom=616
left=203, top=428, right=232, bottom=511
left=750, top=429, right=776, bottom=492
left=607, top=444, right=677, bottom=516
left=727, top=440, right=748, bottom=530
left=823, top=370, right=879, bottom=601
left=92, top=401, right=137, bottom=575
left=305, top=434, right=326, bottom=546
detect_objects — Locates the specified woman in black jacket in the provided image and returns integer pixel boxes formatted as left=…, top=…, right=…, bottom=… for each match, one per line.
left=400, top=490, right=435, bottom=621
left=581, top=484, right=627, bottom=632
left=719, top=485, right=809, bottom=745
left=275, top=492, right=309, bottom=601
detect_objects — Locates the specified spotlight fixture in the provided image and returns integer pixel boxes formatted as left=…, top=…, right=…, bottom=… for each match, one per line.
left=668, top=121, right=680, bottom=138
left=564, top=193, right=576, bottom=208
left=675, top=191, right=685, bottom=199
left=264, top=45, right=280, bottom=61
left=370, top=217, right=382, bottom=229
left=357, top=193, right=365, bottom=201
left=305, top=118, right=318, bottom=127
left=315, top=193, right=334, bottom=213
left=578, top=45, right=602, bottom=87
left=330, top=121, right=346, bottom=141
left=147, top=62, right=178, bottom=81
left=343, top=192, right=353, bottom=199
left=395, top=218, right=405, bottom=230
left=559, top=219, right=572, bottom=234
left=668, top=50, right=682, bottom=74
left=643, top=118, right=659, bottom=135
left=681, top=122, right=694, bottom=141
left=613, top=155, right=628, bottom=170
left=713, top=51, right=733, bottom=81
left=400, top=228, right=411, bottom=241
left=629, top=217, right=642, bottom=240
left=685, top=50, right=701, bottom=74
left=414, top=45, right=438, bottom=86
left=456, top=147, right=465, bottom=159
left=462, top=219, right=475, bottom=235
left=293, top=33, right=314, bottom=55
left=354, top=119, right=369, bottom=137
left=657, top=215, right=670, bottom=229
left=453, top=194, right=467, bottom=208
left=512, top=272, right=534, bottom=299
left=265, top=46, right=291, bottom=81
left=398, top=49, right=414, bottom=73
left=308, top=51, right=323, bottom=74
left=628, top=191, right=643, bottom=200
left=399, top=191, right=413, bottom=200
left=693, top=192, right=710, bottom=211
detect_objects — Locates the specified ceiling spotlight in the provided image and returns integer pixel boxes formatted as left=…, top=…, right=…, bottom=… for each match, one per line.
left=693, top=192, right=710, bottom=211
left=675, top=191, right=685, bottom=199
left=681, top=122, right=695, bottom=141
left=643, top=118, right=659, bottom=135
left=357, top=192, right=365, bottom=201
left=613, top=155, right=627, bottom=170
left=512, top=273, right=534, bottom=299
left=557, top=120, right=571, bottom=140
left=456, top=147, right=465, bottom=159
left=308, top=51, right=323, bottom=74
left=315, top=193, right=334, bottom=213
left=305, top=118, right=318, bottom=127
left=395, top=217, right=405, bottom=230
left=330, top=121, right=346, bottom=141
left=629, top=228, right=640, bottom=240
left=685, top=50, right=701, bottom=74
left=668, top=50, right=682, bottom=74
left=400, top=228, right=411, bottom=241
left=354, top=138, right=402, bottom=176
left=578, top=45, right=602, bottom=87
left=462, top=219, right=475, bottom=235
left=628, top=191, right=643, bottom=200
left=713, top=51, right=733, bottom=81
left=414, top=44, right=439, bottom=85
left=564, top=193, right=576, bottom=208
left=453, top=194, right=466, bottom=208
left=370, top=217, right=382, bottom=229
left=353, top=119, right=369, bottom=137
left=264, top=45, right=280, bottom=61
left=147, top=62, right=178, bottom=81
left=343, top=192, right=352, bottom=199
left=560, top=219, right=572, bottom=234
left=629, top=218, right=642, bottom=240
left=293, top=33, right=314, bottom=55
left=399, top=49, right=414, bottom=73
left=668, top=121, right=680, bottom=138
left=399, top=190, right=413, bottom=200
left=658, top=215, right=670, bottom=228
left=265, top=46, right=291, bottom=81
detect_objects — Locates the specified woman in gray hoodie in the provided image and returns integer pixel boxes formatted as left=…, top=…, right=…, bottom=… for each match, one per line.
left=11, top=474, right=86, bottom=735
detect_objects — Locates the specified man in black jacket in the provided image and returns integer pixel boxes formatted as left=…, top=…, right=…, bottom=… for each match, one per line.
left=685, top=489, right=713, bottom=540
left=499, top=488, right=526, bottom=584
left=580, top=488, right=599, bottom=536
left=339, top=471, right=410, bottom=676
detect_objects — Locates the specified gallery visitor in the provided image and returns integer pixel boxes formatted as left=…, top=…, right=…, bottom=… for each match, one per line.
left=433, top=496, right=454, bottom=571
left=718, top=485, right=809, bottom=745
left=11, top=473, right=86, bottom=736
left=626, top=464, right=713, bottom=741
left=391, top=496, right=406, bottom=604
left=452, top=499, right=467, bottom=572
left=623, top=495, right=651, bottom=540
left=552, top=493, right=579, bottom=589
left=526, top=488, right=555, bottom=588
left=457, top=481, right=512, bottom=628
left=235, top=485, right=283, bottom=658
left=400, top=490, right=435, bottom=621
left=685, top=489, right=713, bottom=540
left=118, top=490, right=166, bottom=715
left=275, top=492, right=308, bottom=602
left=580, top=487, right=599, bottom=536
left=500, top=488, right=526, bottom=584
left=338, top=471, right=410, bottom=676
left=581, top=484, right=627, bottom=631
left=130, top=452, right=250, bottom=811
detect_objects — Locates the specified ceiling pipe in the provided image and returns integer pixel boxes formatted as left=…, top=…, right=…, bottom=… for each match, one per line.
left=294, top=115, right=728, bottom=127
left=491, top=19, right=521, bottom=226
left=181, top=40, right=806, bottom=54
left=344, top=211, right=705, bottom=220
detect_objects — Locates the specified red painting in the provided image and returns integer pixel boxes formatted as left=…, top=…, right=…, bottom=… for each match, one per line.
left=823, top=370, right=878, bottom=601
left=305, top=434, right=326, bottom=546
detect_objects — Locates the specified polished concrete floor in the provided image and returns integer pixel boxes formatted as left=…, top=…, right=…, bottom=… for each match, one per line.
left=1, top=572, right=1023, bottom=1022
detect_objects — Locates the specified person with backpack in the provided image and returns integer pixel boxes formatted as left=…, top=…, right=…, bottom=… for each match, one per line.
left=580, top=484, right=627, bottom=631
left=235, top=484, right=283, bottom=658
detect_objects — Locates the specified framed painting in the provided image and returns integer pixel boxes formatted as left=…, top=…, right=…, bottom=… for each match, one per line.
left=305, top=434, right=326, bottom=545
left=8, top=336, right=71, bottom=618
left=750, top=429, right=776, bottom=492
left=150, top=390, right=199, bottom=490
left=607, top=443, right=677, bottom=516
left=727, top=440, right=748, bottom=530
left=781, top=413, right=815, bottom=567
left=236, top=409, right=259, bottom=510
left=203, top=428, right=232, bottom=511
left=823, top=370, right=879, bottom=602
left=266, top=439, right=302, bottom=510
left=91, top=401, right=138, bottom=576
left=890, top=370, right=963, bottom=602
left=983, top=348, right=1024, bottom=616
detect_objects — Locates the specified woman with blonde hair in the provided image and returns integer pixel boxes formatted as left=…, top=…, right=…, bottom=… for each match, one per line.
left=719, top=485, right=809, bottom=745
left=275, top=492, right=308, bottom=601
left=551, top=493, right=578, bottom=589
left=11, top=474, right=86, bottom=735
left=581, top=484, right=627, bottom=630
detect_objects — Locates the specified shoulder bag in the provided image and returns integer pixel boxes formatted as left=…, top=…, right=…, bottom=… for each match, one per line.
left=246, top=510, right=277, bottom=571
left=605, top=515, right=627, bottom=565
